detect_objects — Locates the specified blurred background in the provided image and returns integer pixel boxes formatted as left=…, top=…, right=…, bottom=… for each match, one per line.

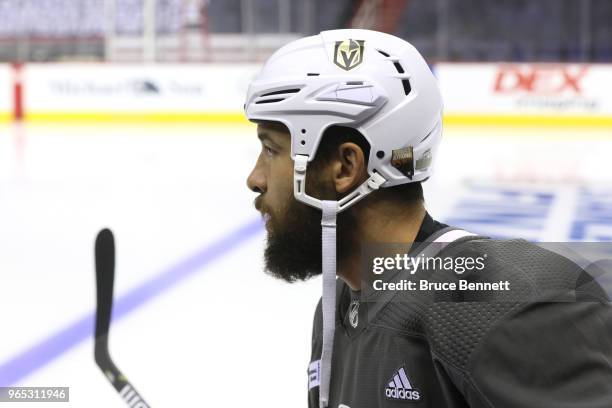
left=1, top=0, right=611, bottom=63
left=1, top=1, right=611, bottom=407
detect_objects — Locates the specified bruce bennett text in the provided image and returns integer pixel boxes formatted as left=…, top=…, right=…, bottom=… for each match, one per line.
left=372, top=279, right=511, bottom=292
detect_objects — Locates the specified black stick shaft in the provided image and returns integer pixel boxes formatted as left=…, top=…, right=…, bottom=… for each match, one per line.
left=94, top=228, right=151, bottom=408
left=95, top=228, right=115, bottom=341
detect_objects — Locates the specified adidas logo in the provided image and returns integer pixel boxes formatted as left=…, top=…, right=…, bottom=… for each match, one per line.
left=385, top=366, right=421, bottom=402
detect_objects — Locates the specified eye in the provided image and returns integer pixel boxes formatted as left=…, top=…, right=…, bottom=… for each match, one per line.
left=263, top=145, right=276, bottom=156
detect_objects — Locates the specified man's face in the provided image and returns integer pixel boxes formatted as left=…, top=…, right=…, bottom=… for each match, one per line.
left=246, top=123, right=328, bottom=282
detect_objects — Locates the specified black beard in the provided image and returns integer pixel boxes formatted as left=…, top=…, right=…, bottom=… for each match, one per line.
left=263, top=197, right=323, bottom=282
left=262, top=196, right=356, bottom=283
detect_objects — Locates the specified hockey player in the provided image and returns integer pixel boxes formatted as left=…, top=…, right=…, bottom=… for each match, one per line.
left=245, top=29, right=612, bottom=408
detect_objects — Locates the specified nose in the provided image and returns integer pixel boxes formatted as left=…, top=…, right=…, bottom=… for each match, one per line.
left=247, top=162, right=266, bottom=194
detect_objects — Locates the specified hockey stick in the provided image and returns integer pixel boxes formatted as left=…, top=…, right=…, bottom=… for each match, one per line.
left=94, top=228, right=151, bottom=408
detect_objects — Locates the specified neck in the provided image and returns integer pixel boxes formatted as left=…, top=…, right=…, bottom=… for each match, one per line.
left=336, top=201, right=426, bottom=291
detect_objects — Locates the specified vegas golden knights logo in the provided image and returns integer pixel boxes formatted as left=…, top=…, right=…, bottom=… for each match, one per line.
left=333, top=39, right=365, bottom=71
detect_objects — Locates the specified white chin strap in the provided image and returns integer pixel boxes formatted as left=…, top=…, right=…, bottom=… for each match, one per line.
left=319, top=200, right=337, bottom=408
left=293, top=155, right=386, bottom=408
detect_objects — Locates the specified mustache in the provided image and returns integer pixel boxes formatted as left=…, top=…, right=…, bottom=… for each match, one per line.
left=254, top=195, right=265, bottom=213
left=254, top=196, right=273, bottom=228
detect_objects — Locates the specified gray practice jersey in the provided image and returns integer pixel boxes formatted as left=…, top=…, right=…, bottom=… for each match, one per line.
left=308, top=216, right=612, bottom=408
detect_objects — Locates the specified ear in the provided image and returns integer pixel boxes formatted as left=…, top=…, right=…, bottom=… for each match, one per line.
left=331, top=142, right=368, bottom=194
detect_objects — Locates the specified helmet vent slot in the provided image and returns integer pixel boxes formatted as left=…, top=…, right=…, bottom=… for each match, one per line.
left=254, top=87, right=302, bottom=105
left=402, top=79, right=412, bottom=95
left=378, top=53, right=411, bottom=96
left=260, top=88, right=301, bottom=97
left=255, top=98, right=285, bottom=104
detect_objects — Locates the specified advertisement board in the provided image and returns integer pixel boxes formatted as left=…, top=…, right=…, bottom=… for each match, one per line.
left=23, top=63, right=261, bottom=122
left=436, top=63, right=612, bottom=126
left=10, top=62, right=612, bottom=125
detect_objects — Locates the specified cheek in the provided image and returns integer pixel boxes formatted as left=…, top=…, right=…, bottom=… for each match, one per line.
left=305, top=167, right=334, bottom=199
left=267, top=164, right=295, bottom=214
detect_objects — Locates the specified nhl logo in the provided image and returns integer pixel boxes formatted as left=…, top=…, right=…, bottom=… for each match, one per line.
left=333, top=39, right=365, bottom=71
left=349, top=300, right=359, bottom=328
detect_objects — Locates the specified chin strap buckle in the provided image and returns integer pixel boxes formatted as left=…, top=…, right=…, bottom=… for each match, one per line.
left=337, top=171, right=386, bottom=212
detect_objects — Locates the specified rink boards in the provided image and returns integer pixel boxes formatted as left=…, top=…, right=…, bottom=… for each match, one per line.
left=1, top=63, right=612, bottom=126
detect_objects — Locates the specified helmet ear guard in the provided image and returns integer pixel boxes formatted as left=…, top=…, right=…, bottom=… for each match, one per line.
left=293, top=154, right=387, bottom=213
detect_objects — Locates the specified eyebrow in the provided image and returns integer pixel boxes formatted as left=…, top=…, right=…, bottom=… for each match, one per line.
left=257, top=131, right=283, bottom=150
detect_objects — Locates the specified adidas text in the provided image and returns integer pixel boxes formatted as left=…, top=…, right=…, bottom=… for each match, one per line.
left=385, top=387, right=421, bottom=401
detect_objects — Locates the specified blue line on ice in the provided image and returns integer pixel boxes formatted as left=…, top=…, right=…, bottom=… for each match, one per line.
left=0, top=218, right=264, bottom=386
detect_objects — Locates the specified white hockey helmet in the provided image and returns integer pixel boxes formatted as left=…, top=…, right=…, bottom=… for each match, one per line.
left=245, top=28, right=443, bottom=212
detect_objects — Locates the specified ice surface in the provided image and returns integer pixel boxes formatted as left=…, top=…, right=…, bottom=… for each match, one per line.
left=0, top=122, right=610, bottom=407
